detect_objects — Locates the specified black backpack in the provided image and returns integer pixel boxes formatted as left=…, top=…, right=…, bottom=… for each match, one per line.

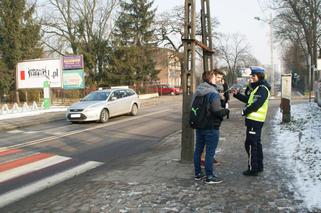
left=189, top=95, right=210, bottom=129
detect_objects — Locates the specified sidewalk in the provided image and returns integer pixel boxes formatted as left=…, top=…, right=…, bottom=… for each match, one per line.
left=3, top=102, right=310, bottom=212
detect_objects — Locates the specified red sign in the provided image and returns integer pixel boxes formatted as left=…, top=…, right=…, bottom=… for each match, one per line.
left=20, top=70, right=25, bottom=80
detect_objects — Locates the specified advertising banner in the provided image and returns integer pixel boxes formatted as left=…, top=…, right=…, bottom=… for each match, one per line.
left=63, top=69, right=85, bottom=90
left=16, top=59, right=62, bottom=89
left=63, top=55, right=84, bottom=70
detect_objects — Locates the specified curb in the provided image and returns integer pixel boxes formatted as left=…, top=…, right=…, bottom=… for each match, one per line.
left=0, top=111, right=66, bottom=132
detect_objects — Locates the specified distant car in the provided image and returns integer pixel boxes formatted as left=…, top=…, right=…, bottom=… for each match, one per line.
left=149, top=84, right=182, bottom=95
left=66, top=88, right=140, bottom=123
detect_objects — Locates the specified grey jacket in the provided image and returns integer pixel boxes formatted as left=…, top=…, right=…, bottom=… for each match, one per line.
left=192, top=82, right=228, bottom=127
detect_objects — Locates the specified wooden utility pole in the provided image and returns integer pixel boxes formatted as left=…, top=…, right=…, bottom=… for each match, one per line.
left=201, top=0, right=214, bottom=72
left=181, top=0, right=196, bottom=162
left=181, top=0, right=214, bottom=162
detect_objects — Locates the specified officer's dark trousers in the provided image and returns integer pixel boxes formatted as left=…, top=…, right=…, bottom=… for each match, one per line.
left=245, top=125, right=263, bottom=171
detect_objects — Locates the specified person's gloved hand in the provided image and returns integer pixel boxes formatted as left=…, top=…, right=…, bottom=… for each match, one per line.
left=231, top=88, right=239, bottom=95
left=241, top=107, right=247, bottom=116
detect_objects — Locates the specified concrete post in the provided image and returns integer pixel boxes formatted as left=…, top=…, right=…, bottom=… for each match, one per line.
left=280, top=74, right=292, bottom=123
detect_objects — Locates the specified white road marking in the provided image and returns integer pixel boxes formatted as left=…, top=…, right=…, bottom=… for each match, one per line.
left=7, top=130, right=24, bottom=134
left=0, top=161, right=103, bottom=208
left=24, top=131, right=42, bottom=134
left=0, top=109, right=170, bottom=151
left=0, top=155, right=71, bottom=183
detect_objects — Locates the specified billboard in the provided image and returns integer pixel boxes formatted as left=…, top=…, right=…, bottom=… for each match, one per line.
left=63, top=55, right=84, bottom=70
left=16, top=58, right=63, bottom=89
left=63, top=69, right=85, bottom=90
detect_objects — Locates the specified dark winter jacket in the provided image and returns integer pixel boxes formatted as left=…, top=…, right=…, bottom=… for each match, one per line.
left=221, top=82, right=230, bottom=108
left=223, top=82, right=230, bottom=103
left=193, top=82, right=229, bottom=129
left=233, top=80, right=271, bottom=127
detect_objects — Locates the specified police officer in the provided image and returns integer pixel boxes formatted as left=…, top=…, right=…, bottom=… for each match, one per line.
left=232, top=66, right=271, bottom=176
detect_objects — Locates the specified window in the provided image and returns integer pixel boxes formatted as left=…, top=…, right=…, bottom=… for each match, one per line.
left=83, top=91, right=109, bottom=101
left=109, top=92, right=118, bottom=101
left=118, top=90, right=127, bottom=98
left=126, top=89, right=135, bottom=96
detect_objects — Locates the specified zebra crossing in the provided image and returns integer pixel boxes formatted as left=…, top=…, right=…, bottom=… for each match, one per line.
left=0, top=148, right=103, bottom=208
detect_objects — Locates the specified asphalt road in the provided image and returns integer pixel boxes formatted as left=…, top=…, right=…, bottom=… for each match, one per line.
left=0, top=96, right=182, bottom=208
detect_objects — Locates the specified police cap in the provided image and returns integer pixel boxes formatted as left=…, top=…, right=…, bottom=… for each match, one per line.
left=250, top=66, right=265, bottom=75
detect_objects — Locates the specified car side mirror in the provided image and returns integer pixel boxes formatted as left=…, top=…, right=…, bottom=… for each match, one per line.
left=109, top=96, right=117, bottom=101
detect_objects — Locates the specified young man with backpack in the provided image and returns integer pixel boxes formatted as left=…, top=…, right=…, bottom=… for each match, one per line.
left=191, top=69, right=230, bottom=184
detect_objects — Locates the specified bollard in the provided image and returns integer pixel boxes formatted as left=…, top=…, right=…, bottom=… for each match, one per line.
left=280, top=98, right=291, bottom=123
left=281, top=74, right=292, bottom=123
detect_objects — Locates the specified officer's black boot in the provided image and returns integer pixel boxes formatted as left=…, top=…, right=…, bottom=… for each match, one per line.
left=243, top=169, right=258, bottom=176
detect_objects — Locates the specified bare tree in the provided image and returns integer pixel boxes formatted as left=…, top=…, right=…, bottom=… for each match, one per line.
left=268, top=0, right=321, bottom=91
left=217, top=33, right=253, bottom=83
left=40, top=0, right=119, bottom=84
left=154, top=6, right=220, bottom=79
left=156, top=6, right=219, bottom=50
left=155, top=6, right=185, bottom=54
left=271, top=0, right=321, bottom=66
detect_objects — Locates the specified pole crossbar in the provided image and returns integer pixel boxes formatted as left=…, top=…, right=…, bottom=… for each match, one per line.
left=182, top=39, right=215, bottom=53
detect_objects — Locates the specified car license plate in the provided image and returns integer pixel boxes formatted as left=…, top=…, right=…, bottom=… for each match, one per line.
left=70, top=114, right=81, bottom=118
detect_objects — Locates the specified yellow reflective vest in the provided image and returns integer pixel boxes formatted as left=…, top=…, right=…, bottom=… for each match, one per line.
left=246, top=85, right=270, bottom=122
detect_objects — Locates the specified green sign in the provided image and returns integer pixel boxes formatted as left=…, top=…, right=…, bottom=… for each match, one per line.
left=63, top=69, right=85, bottom=90
left=43, top=80, right=51, bottom=109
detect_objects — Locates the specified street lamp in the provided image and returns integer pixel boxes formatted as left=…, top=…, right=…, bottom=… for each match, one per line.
left=254, top=14, right=274, bottom=96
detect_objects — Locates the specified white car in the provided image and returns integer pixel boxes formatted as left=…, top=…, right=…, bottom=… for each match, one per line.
left=66, top=88, right=140, bottom=123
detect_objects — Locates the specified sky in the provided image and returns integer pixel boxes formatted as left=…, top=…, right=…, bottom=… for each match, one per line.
left=154, top=0, right=276, bottom=66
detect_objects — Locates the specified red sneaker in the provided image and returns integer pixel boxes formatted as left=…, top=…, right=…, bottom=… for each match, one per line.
left=201, top=160, right=205, bottom=168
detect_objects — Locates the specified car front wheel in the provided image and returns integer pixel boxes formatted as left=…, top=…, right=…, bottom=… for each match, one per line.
left=130, top=104, right=138, bottom=116
left=99, top=109, right=109, bottom=123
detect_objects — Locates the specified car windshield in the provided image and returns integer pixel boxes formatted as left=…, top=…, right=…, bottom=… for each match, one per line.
left=82, top=91, right=110, bottom=101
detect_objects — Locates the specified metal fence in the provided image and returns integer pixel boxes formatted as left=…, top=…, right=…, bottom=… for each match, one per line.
left=0, top=82, right=167, bottom=107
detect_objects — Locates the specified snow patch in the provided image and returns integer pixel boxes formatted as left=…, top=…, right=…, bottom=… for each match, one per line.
left=272, top=102, right=321, bottom=210
left=0, top=106, right=67, bottom=120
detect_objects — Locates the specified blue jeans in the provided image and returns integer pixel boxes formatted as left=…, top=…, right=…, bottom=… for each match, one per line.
left=194, top=129, right=220, bottom=177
